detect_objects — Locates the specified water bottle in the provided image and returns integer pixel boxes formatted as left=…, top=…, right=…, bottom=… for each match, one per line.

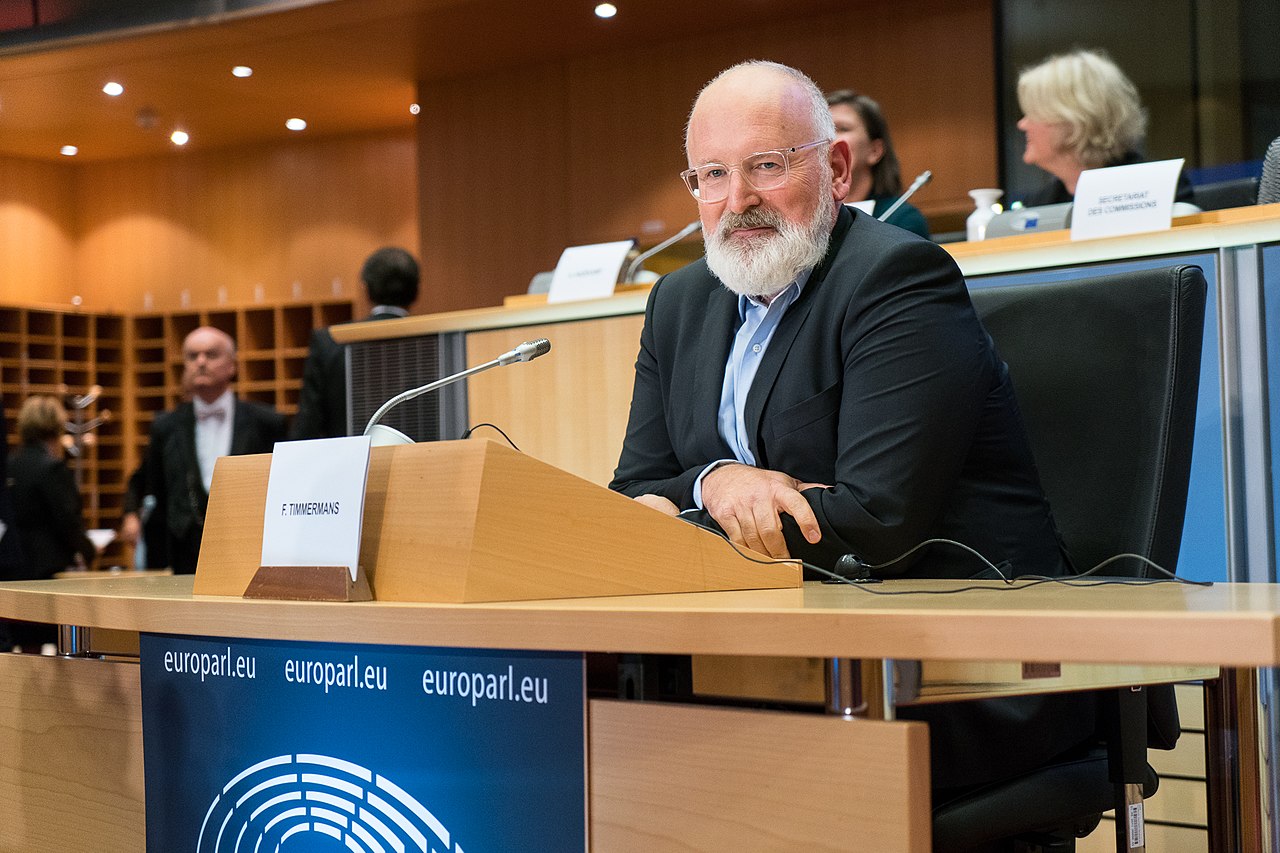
left=966, top=189, right=1004, bottom=241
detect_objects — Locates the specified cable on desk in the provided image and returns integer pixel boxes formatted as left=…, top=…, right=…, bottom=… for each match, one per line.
left=675, top=515, right=1213, bottom=595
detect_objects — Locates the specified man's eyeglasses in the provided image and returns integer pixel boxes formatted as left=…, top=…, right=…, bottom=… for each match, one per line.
left=680, top=140, right=831, bottom=204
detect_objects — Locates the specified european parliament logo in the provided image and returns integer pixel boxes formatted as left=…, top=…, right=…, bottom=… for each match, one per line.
left=143, top=634, right=585, bottom=852
left=198, top=754, right=464, bottom=853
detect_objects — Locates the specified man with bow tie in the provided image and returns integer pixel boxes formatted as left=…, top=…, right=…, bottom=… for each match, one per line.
left=143, top=326, right=286, bottom=574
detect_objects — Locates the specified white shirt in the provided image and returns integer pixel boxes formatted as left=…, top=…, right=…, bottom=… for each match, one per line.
left=193, top=390, right=235, bottom=493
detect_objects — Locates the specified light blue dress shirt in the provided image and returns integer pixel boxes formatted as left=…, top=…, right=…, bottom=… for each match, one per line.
left=692, top=271, right=811, bottom=508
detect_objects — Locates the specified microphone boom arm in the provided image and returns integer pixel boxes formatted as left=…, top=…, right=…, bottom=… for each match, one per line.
left=362, top=339, right=551, bottom=437
left=876, top=170, right=932, bottom=224
left=625, top=220, right=702, bottom=283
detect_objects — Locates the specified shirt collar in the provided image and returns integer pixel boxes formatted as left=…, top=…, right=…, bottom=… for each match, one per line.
left=737, top=267, right=813, bottom=319
left=193, top=389, right=234, bottom=417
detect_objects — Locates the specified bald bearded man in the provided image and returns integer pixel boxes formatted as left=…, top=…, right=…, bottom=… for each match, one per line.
left=610, top=61, right=1093, bottom=804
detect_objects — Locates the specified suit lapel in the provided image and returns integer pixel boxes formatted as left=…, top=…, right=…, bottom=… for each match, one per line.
left=230, top=399, right=253, bottom=456
left=692, top=282, right=739, bottom=456
left=742, top=206, right=854, bottom=464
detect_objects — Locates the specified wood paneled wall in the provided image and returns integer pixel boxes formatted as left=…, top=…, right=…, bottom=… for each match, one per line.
left=0, top=0, right=994, bottom=316
left=72, top=129, right=419, bottom=314
left=0, top=155, right=77, bottom=306
left=418, top=0, right=997, bottom=313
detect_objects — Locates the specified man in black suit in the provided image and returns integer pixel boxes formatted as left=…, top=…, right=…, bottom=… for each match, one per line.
left=145, top=326, right=285, bottom=574
left=290, top=247, right=420, bottom=439
left=610, top=61, right=1092, bottom=795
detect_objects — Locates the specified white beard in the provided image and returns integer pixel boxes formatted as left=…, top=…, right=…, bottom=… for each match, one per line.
left=704, top=200, right=833, bottom=298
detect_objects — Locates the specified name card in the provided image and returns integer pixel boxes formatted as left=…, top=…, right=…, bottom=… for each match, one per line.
left=261, top=435, right=371, bottom=581
left=1071, top=158, right=1185, bottom=241
left=845, top=199, right=877, bottom=215
left=546, top=239, right=635, bottom=304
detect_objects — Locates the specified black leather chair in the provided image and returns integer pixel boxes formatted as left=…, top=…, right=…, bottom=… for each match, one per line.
left=1260, top=137, right=1280, bottom=205
left=932, top=264, right=1208, bottom=852
left=1192, top=176, right=1260, bottom=211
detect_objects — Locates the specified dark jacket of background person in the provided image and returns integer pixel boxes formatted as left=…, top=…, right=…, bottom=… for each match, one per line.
left=291, top=308, right=407, bottom=439
left=146, top=399, right=285, bottom=573
left=0, top=404, right=24, bottom=579
left=1023, top=150, right=1195, bottom=207
left=7, top=442, right=95, bottom=579
left=291, top=247, right=420, bottom=440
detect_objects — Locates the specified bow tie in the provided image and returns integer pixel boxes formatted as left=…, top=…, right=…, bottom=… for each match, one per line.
left=196, top=407, right=227, bottom=422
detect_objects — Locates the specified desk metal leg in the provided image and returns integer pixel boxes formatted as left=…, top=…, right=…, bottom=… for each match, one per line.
left=1205, top=668, right=1270, bottom=852
left=825, top=658, right=895, bottom=720
left=57, top=624, right=91, bottom=657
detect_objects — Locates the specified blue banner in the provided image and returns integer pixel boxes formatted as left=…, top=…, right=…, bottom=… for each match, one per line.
left=141, top=634, right=586, bottom=852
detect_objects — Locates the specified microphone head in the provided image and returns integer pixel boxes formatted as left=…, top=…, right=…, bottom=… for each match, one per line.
left=515, top=338, right=552, bottom=362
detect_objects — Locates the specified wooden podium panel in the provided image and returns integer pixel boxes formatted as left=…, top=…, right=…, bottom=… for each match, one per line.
left=589, top=699, right=931, bottom=852
left=0, top=655, right=144, bottom=851
left=195, top=438, right=801, bottom=602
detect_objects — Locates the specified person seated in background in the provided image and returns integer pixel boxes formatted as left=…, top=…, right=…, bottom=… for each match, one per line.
left=1016, top=48, right=1193, bottom=206
left=825, top=89, right=930, bottom=239
left=290, top=246, right=421, bottom=440
left=5, top=395, right=97, bottom=651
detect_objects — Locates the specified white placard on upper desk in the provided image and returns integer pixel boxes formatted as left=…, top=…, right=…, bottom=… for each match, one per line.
left=261, top=435, right=372, bottom=581
left=845, top=199, right=877, bottom=215
left=1071, top=158, right=1185, bottom=241
left=546, top=239, right=635, bottom=304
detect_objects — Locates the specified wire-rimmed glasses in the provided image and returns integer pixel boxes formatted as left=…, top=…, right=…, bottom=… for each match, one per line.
left=680, top=139, right=831, bottom=203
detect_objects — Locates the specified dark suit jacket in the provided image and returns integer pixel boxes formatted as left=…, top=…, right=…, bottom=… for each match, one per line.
left=610, top=205, right=1092, bottom=789
left=290, top=310, right=403, bottom=440
left=612, top=205, right=1068, bottom=579
left=0, top=405, right=23, bottom=577
left=6, top=444, right=95, bottom=579
left=1023, top=149, right=1195, bottom=207
left=146, top=398, right=286, bottom=573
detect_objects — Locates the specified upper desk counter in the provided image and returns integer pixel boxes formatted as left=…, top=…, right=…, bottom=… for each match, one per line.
left=5, top=574, right=1280, bottom=667
left=332, top=204, right=1280, bottom=585
left=330, top=203, right=1280, bottom=342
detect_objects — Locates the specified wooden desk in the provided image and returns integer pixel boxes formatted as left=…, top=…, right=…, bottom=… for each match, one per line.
left=0, top=576, right=1273, bottom=850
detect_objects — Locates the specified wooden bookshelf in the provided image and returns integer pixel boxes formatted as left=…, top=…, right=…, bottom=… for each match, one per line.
left=0, top=298, right=355, bottom=569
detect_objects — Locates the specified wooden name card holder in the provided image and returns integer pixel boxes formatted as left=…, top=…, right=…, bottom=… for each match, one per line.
left=194, top=438, right=800, bottom=603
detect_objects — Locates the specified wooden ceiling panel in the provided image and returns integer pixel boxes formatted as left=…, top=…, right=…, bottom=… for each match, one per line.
left=0, top=0, right=853, bottom=161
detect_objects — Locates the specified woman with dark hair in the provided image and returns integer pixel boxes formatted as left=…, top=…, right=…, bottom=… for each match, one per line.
left=4, top=395, right=97, bottom=650
left=826, top=89, right=929, bottom=238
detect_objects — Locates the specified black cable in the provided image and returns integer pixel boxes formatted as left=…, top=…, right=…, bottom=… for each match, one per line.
left=462, top=422, right=521, bottom=451
left=676, top=515, right=1213, bottom=595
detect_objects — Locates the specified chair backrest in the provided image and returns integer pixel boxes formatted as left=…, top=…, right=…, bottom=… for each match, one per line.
left=1260, top=137, right=1280, bottom=204
left=1192, top=176, right=1260, bottom=211
left=968, top=265, right=1206, bottom=577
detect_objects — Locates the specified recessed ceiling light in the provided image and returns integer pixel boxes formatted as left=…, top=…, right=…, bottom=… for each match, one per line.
left=170, top=130, right=190, bottom=146
left=595, top=3, right=617, bottom=17
left=285, top=118, right=307, bottom=131
left=232, top=66, right=253, bottom=78
left=60, top=145, right=78, bottom=156
left=102, top=81, right=124, bottom=97
left=409, top=103, right=421, bottom=116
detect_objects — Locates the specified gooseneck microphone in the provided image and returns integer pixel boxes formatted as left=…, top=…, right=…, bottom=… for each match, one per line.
left=625, top=220, right=702, bottom=283
left=362, top=339, right=552, bottom=438
left=876, top=170, right=933, bottom=223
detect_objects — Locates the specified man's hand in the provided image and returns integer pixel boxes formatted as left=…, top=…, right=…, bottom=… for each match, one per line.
left=701, top=463, right=825, bottom=559
left=634, top=494, right=680, bottom=516
left=120, top=512, right=142, bottom=547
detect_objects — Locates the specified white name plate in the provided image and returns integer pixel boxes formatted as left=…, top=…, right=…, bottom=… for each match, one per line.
left=261, top=435, right=371, bottom=581
left=1071, top=158, right=1185, bottom=241
left=547, top=239, right=635, bottom=304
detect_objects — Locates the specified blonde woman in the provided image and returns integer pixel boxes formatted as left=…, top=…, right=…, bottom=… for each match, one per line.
left=1016, top=48, right=1191, bottom=205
